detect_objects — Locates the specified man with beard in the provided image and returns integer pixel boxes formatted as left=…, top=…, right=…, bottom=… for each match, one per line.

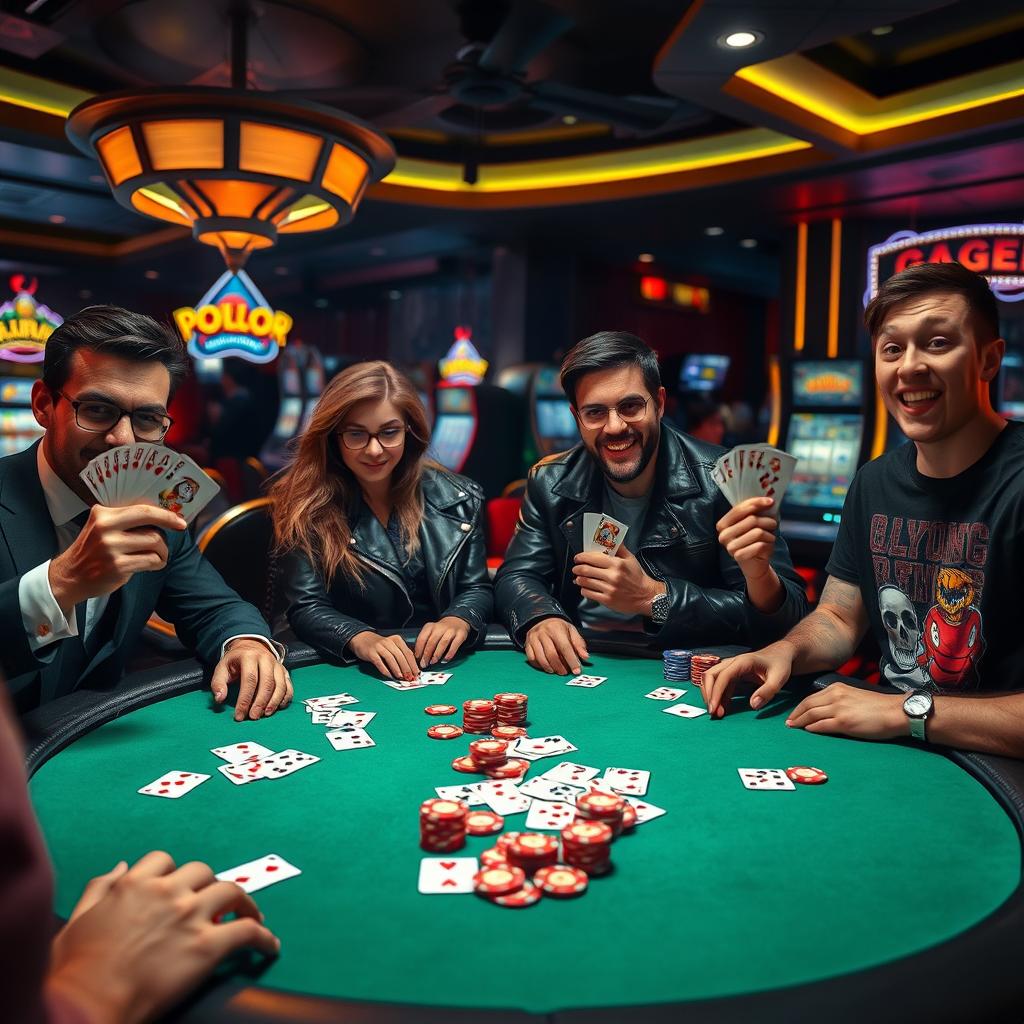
left=494, top=332, right=808, bottom=675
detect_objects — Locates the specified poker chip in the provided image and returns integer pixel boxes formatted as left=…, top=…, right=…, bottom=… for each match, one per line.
left=561, top=820, right=613, bottom=876
left=481, top=846, right=509, bottom=866
left=689, top=653, right=721, bottom=686
left=419, top=798, right=468, bottom=852
left=534, top=865, right=588, bottom=897
left=621, top=803, right=638, bottom=831
left=492, top=692, right=528, bottom=726
left=473, top=865, right=526, bottom=896
left=576, top=791, right=626, bottom=836
left=426, top=724, right=464, bottom=740
left=451, top=755, right=483, bottom=774
left=465, top=810, right=505, bottom=836
left=469, top=738, right=509, bottom=765
left=425, top=704, right=458, bottom=716
left=491, top=725, right=528, bottom=740
left=662, top=648, right=692, bottom=682
left=463, top=697, right=498, bottom=734
left=506, top=832, right=560, bottom=872
left=786, top=766, right=828, bottom=785
left=497, top=831, right=522, bottom=852
left=483, top=758, right=529, bottom=779
left=491, top=881, right=542, bottom=907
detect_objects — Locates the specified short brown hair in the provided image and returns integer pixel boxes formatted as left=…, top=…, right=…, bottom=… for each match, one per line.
left=864, top=262, right=1000, bottom=344
left=560, top=331, right=661, bottom=407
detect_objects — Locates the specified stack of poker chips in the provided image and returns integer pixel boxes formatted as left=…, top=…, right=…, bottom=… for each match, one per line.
left=491, top=724, right=527, bottom=741
left=576, top=791, right=626, bottom=837
left=690, top=653, right=721, bottom=686
left=419, top=798, right=468, bottom=852
left=505, top=832, right=560, bottom=873
left=561, top=820, right=613, bottom=876
left=493, top=691, right=528, bottom=726
left=465, top=809, right=505, bottom=836
left=451, top=739, right=529, bottom=779
left=468, top=738, right=510, bottom=769
left=472, top=864, right=542, bottom=907
left=662, top=649, right=692, bottom=682
left=462, top=698, right=497, bottom=734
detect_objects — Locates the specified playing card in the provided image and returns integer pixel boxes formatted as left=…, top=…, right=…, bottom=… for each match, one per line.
left=308, top=709, right=342, bottom=724
left=645, top=686, right=687, bottom=701
left=585, top=777, right=618, bottom=794
left=604, top=767, right=651, bottom=796
left=143, top=454, right=219, bottom=525
left=738, top=768, right=795, bottom=791
left=749, top=446, right=797, bottom=512
left=525, top=800, right=577, bottom=830
left=511, top=735, right=578, bottom=761
left=566, top=674, right=606, bottom=688
left=417, top=857, right=478, bottom=894
left=663, top=703, right=707, bottom=719
left=325, top=709, right=376, bottom=729
left=258, top=749, right=320, bottom=779
left=382, top=678, right=431, bottom=691
left=325, top=727, right=375, bottom=751
left=138, top=770, right=210, bottom=799
left=216, top=853, right=301, bottom=894
left=435, top=783, right=488, bottom=807
left=303, top=693, right=359, bottom=710
left=625, top=796, right=667, bottom=824
left=217, top=760, right=267, bottom=785
left=583, top=512, right=628, bottom=555
left=476, top=780, right=532, bottom=815
left=540, top=761, right=600, bottom=784
left=210, top=741, right=274, bottom=763
left=518, top=776, right=585, bottom=804
left=417, top=671, right=452, bottom=686
left=711, top=458, right=735, bottom=506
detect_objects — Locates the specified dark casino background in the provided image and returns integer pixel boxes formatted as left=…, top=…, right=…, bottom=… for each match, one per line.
left=7, top=3, right=1024, bottom=1020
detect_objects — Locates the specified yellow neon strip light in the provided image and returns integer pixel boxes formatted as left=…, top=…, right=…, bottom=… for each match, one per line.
left=872, top=381, right=889, bottom=460
left=794, top=221, right=807, bottom=352
left=827, top=219, right=842, bottom=358
left=736, top=56, right=1024, bottom=136
left=383, top=129, right=810, bottom=193
left=0, top=67, right=90, bottom=118
left=767, top=357, right=781, bottom=448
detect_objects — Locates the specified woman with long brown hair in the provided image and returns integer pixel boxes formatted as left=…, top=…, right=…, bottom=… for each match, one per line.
left=271, top=361, right=492, bottom=680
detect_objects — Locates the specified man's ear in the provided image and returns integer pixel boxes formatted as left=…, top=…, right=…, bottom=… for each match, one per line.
left=30, top=379, right=54, bottom=430
left=981, top=337, right=1006, bottom=383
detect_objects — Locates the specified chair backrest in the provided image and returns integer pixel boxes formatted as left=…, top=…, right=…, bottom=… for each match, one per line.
left=485, top=495, right=523, bottom=561
left=196, top=497, right=277, bottom=621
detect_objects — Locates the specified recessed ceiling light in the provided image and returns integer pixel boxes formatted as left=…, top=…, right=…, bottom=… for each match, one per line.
left=562, top=115, right=578, bottom=125
left=704, top=226, right=724, bottom=236
left=739, top=238, right=757, bottom=249
left=638, top=252, right=655, bottom=263
left=720, top=30, right=762, bottom=49
left=314, top=298, right=329, bottom=308
left=48, top=214, right=66, bottom=224
left=871, top=25, right=893, bottom=36
left=144, top=269, right=159, bottom=279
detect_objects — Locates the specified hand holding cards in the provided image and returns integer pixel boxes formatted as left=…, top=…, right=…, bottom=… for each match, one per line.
left=712, top=444, right=796, bottom=513
left=79, top=443, right=219, bottom=524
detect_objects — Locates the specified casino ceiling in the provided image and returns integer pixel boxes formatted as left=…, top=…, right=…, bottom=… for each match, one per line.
left=0, top=0, right=1022, bottom=287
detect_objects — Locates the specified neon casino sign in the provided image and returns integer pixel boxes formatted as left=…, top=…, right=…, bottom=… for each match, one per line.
left=0, top=275, right=63, bottom=363
left=173, top=270, right=292, bottom=363
left=866, top=224, right=1024, bottom=303
left=438, top=326, right=489, bottom=385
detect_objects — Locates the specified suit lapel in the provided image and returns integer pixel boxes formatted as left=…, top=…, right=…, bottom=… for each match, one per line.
left=0, top=441, right=59, bottom=574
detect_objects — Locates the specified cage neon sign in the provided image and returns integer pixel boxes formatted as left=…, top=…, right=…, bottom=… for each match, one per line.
left=0, top=275, right=63, bottom=363
left=866, top=224, right=1024, bottom=304
left=173, top=270, right=292, bottom=363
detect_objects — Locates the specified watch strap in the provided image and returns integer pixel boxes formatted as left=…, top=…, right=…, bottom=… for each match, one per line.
left=908, top=716, right=927, bottom=741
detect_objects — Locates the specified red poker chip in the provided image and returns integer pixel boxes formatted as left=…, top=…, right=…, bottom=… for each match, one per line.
left=510, top=833, right=559, bottom=859
left=474, top=865, right=526, bottom=895
left=483, top=758, right=529, bottom=779
left=465, top=810, right=505, bottom=835
left=451, top=755, right=484, bottom=774
left=425, top=704, right=458, bottom=716
left=491, top=881, right=542, bottom=907
left=534, top=864, right=588, bottom=897
left=497, top=831, right=522, bottom=851
left=491, top=726, right=527, bottom=740
left=481, top=846, right=509, bottom=866
left=786, top=766, right=828, bottom=785
left=562, top=821, right=613, bottom=846
left=427, top=724, right=464, bottom=740
left=621, top=803, right=638, bottom=830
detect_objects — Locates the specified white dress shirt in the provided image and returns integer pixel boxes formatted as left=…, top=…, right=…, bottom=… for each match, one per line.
left=18, top=444, right=282, bottom=663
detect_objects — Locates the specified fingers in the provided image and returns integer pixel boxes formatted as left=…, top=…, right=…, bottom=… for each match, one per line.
left=418, top=624, right=443, bottom=667
left=428, top=629, right=455, bottom=665
left=550, top=630, right=581, bottom=675
left=233, top=653, right=260, bottom=722
left=126, top=850, right=178, bottom=879
left=374, top=644, right=404, bottom=681
left=413, top=624, right=432, bottom=663
left=568, top=627, right=590, bottom=663
left=108, top=504, right=188, bottom=532
left=533, top=634, right=557, bottom=673
left=209, top=660, right=232, bottom=704
left=389, top=636, right=419, bottom=679
left=439, top=628, right=464, bottom=663
left=173, top=861, right=217, bottom=892
left=749, top=660, right=791, bottom=710
left=69, top=860, right=129, bottom=922
left=245, top=657, right=283, bottom=720
left=208, top=916, right=281, bottom=961
left=702, top=659, right=743, bottom=718
left=263, top=663, right=290, bottom=716
left=716, top=498, right=774, bottom=532
left=193, top=879, right=263, bottom=921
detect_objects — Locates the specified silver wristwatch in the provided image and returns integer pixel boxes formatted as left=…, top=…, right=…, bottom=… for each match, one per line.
left=651, top=591, right=670, bottom=625
left=903, top=689, right=934, bottom=741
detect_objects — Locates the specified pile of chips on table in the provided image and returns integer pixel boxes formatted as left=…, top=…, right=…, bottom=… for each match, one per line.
left=451, top=736, right=529, bottom=779
left=462, top=692, right=529, bottom=734
left=689, top=653, right=721, bottom=686
left=662, top=649, right=692, bottom=682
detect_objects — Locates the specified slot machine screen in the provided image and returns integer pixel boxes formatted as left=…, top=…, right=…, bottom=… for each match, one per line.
left=783, top=413, right=863, bottom=512
left=535, top=399, right=577, bottom=441
left=679, top=355, right=730, bottom=392
left=792, top=361, right=863, bottom=408
left=275, top=397, right=302, bottom=439
left=436, top=387, right=473, bottom=414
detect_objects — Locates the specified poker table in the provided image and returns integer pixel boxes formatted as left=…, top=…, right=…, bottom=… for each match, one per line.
left=22, top=631, right=1024, bottom=1024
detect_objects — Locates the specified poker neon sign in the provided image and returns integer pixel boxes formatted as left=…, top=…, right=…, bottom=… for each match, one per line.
left=173, top=270, right=292, bottom=363
left=866, top=224, right=1024, bottom=303
left=0, top=275, right=63, bottom=363
left=438, top=326, right=488, bottom=385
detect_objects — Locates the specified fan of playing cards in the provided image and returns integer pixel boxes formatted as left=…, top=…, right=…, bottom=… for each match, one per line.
left=80, top=444, right=220, bottom=525
left=711, top=444, right=797, bottom=512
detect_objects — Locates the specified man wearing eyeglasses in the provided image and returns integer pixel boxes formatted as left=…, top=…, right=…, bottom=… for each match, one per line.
left=494, top=331, right=808, bottom=674
left=0, top=305, right=292, bottom=718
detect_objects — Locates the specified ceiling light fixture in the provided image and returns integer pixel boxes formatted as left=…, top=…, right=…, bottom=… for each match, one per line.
left=720, top=31, right=762, bottom=49
left=871, top=25, right=893, bottom=36
left=704, top=226, right=724, bottom=236
left=638, top=252, right=655, bottom=263
left=739, top=238, right=757, bottom=248
left=65, top=6, right=394, bottom=270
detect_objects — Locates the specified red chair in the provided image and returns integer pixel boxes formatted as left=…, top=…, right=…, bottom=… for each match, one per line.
left=485, top=495, right=523, bottom=574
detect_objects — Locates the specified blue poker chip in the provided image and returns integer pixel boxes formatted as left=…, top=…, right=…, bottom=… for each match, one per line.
left=663, top=649, right=693, bottom=658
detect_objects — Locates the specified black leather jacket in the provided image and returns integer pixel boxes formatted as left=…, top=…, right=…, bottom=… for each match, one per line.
left=494, top=422, right=808, bottom=648
left=281, top=467, right=493, bottom=663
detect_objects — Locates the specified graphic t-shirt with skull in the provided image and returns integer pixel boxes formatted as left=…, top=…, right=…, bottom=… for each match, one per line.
left=826, top=420, right=1024, bottom=692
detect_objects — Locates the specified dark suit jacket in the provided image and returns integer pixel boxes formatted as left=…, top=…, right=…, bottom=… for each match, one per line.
left=0, top=442, right=275, bottom=709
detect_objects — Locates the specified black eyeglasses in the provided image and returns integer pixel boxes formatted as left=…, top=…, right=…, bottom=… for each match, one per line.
left=337, top=424, right=407, bottom=451
left=58, top=391, right=173, bottom=441
left=577, top=396, right=650, bottom=429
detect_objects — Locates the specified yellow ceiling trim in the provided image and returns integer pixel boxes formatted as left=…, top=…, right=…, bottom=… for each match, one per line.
left=0, top=66, right=91, bottom=118
left=384, top=128, right=810, bottom=193
left=735, top=54, right=1024, bottom=135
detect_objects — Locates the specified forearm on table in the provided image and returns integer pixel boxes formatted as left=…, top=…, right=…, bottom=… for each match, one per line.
left=927, top=694, right=1024, bottom=759
left=777, top=607, right=862, bottom=676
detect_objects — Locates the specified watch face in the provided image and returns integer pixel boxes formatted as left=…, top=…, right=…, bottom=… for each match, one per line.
left=905, top=692, right=931, bottom=716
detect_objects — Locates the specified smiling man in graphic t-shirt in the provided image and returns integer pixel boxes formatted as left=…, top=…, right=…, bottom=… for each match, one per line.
left=702, top=261, right=1024, bottom=758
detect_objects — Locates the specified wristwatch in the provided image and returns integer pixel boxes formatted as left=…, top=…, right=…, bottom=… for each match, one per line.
left=903, top=689, right=934, bottom=741
left=651, top=590, right=670, bottom=625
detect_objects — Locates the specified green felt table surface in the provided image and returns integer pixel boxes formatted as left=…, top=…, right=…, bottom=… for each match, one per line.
left=29, top=652, right=1021, bottom=1014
